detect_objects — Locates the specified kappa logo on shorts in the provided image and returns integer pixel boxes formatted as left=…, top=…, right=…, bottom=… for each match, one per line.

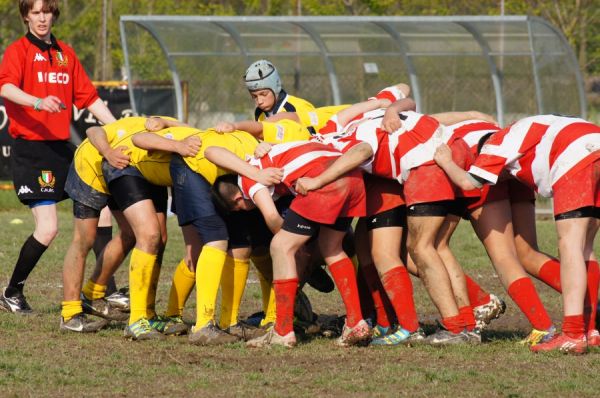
left=33, top=52, right=46, bottom=62
left=17, top=185, right=33, bottom=195
left=38, top=170, right=56, bottom=189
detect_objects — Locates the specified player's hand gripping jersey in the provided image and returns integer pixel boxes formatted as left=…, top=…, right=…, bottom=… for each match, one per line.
left=468, top=115, right=600, bottom=197
left=316, top=110, right=449, bottom=183
left=239, top=140, right=365, bottom=224
left=72, top=117, right=149, bottom=193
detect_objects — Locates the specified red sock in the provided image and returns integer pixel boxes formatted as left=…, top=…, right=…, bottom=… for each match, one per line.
left=465, top=275, right=490, bottom=307
left=273, top=278, right=298, bottom=335
left=459, top=306, right=476, bottom=331
left=537, top=259, right=562, bottom=292
left=507, top=277, right=553, bottom=331
left=562, top=314, right=585, bottom=338
left=359, top=263, right=392, bottom=328
left=329, top=258, right=363, bottom=327
left=381, top=266, right=419, bottom=332
left=584, top=260, right=600, bottom=332
left=441, top=314, right=464, bottom=334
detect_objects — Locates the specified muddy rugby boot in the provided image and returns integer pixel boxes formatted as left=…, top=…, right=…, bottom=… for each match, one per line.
left=474, top=294, right=506, bottom=330
left=425, top=329, right=469, bottom=346
left=105, top=287, right=130, bottom=311
left=225, top=322, right=269, bottom=341
left=81, top=294, right=128, bottom=321
left=60, top=313, right=108, bottom=333
left=336, top=319, right=372, bottom=347
left=246, top=327, right=297, bottom=348
left=188, top=321, right=239, bottom=345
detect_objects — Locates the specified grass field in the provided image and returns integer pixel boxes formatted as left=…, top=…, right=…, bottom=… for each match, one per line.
left=0, top=191, right=599, bottom=397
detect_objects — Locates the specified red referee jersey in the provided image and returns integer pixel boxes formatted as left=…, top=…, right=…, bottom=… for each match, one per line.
left=0, top=33, right=99, bottom=141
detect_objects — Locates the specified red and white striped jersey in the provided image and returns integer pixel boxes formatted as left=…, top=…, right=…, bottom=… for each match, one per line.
left=469, top=115, right=600, bottom=197
left=239, top=141, right=342, bottom=202
left=316, top=110, right=446, bottom=183
left=445, top=120, right=501, bottom=153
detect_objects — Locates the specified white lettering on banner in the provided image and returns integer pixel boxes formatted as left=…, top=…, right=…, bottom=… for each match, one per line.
left=0, top=105, right=7, bottom=130
left=84, top=112, right=97, bottom=124
left=2, top=146, right=10, bottom=157
left=37, top=72, right=70, bottom=84
left=72, top=106, right=85, bottom=121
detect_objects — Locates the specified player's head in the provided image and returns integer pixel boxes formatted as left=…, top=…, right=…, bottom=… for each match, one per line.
left=20, top=0, right=60, bottom=33
left=244, top=60, right=282, bottom=112
left=213, top=174, right=255, bottom=212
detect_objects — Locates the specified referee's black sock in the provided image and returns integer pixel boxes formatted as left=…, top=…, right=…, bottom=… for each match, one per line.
left=6, top=235, right=48, bottom=297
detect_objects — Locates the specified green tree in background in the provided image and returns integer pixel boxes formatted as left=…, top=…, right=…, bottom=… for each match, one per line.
left=0, top=0, right=598, bottom=80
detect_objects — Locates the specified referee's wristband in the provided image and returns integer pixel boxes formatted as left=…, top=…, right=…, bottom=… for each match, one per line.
left=33, top=98, right=42, bottom=111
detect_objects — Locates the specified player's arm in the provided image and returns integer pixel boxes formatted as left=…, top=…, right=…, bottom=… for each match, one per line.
left=434, top=143, right=485, bottom=191
left=144, top=116, right=189, bottom=132
left=295, top=142, right=373, bottom=195
left=252, top=187, right=284, bottom=234
left=204, top=146, right=283, bottom=186
left=265, top=112, right=301, bottom=124
left=86, top=98, right=116, bottom=125
left=0, top=82, right=64, bottom=113
left=214, top=120, right=265, bottom=138
left=334, top=98, right=394, bottom=127
left=380, top=98, right=418, bottom=133
left=431, top=111, right=497, bottom=126
left=131, top=132, right=201, bottom=157
left=86, top=125, right=130, bottom=169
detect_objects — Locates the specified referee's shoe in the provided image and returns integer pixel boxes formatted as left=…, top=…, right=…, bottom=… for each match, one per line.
left=0, top=288, right=33, bottom=315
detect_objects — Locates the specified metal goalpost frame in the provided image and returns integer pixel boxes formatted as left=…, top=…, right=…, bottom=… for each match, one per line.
left=119, top=15, right=586, bottom=126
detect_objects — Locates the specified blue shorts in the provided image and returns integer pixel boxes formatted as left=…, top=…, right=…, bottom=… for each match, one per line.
left=102, top=162, right=144, bottom=184
left=170, top=155, right=228, bottom=243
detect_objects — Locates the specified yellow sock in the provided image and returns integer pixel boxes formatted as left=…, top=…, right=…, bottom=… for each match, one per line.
left=146, top=251, right=163, bottom=319
left=82, top=280, right=106, bottom=300
left=195, top=245, right=227, bottom=329
left=258, top=273, right=276, bottom=327
left=219, top=256, right=250, bottom=329
left=251, top=254, right=276, bottom=326
left=129, top=248, right=158, bottom=325
left=166, top=259, right=196, bottom=317
left=61, top=300, right=82, bottom=321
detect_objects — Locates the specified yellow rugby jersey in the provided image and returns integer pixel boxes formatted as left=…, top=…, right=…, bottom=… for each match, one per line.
left=72, top=117, right=149, bottom=193
left=256, top=94, right=315, bottom=125
left=296, top=105, right=350, bottom=133
left=182, top=130, right=260, bottom=185
left=125, top=126, right=201, bottom=186
left=261, top=119, right=311, bottom=144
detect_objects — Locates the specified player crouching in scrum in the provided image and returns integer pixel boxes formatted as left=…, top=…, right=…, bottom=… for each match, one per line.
left=208, top=140, right=371, bottom=348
